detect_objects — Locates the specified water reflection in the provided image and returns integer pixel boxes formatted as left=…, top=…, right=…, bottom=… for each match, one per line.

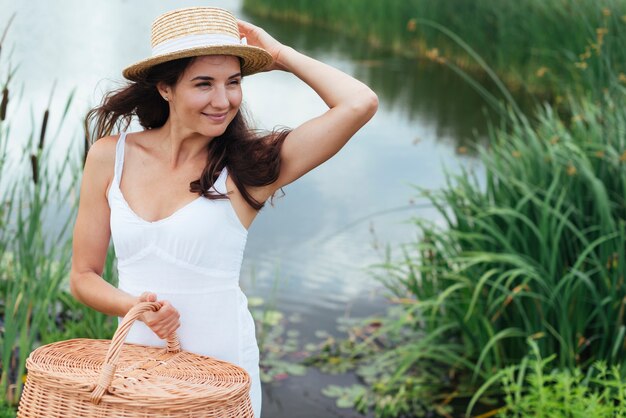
left=248, top=13, right=522, bottom=149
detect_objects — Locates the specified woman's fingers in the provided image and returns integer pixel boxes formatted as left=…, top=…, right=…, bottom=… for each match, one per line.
left=237, top=19, right=285, bottom=68
left=159, top=300, right=179, bottom=317
left=152, top=314, right=181, bottom=339
left=154, top=300, right=180, bottom=337
left=138, top=291, right=157, bottom=302
left=136, top=292, right=159, bottom=323
left=149, top=301, right=179, bottom=322
left=237, top=19, right=260, bottom=40
left=136, top=295, right=180, bottom=339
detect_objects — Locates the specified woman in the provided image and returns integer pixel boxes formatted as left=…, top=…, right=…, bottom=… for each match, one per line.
left=69, top=6, right=377, bottom=417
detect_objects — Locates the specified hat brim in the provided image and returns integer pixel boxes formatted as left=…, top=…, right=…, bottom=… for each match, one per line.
left=122, top=44, right=274, bottom=81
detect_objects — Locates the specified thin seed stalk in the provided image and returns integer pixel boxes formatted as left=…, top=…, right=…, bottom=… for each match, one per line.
left=30, top=154, right=38, bottom=185
left=38, top=109, right=49, bottom=150
left=0, top=87, right=7, bottom=120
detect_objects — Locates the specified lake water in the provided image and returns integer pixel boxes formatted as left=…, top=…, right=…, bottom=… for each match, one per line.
left=0, top=1, right=501, bottom=416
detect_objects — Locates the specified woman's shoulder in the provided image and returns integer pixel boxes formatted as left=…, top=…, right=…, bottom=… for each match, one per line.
left=85, top=134, right=120, bottom=169
left=83, top=134, right=124, bottom=197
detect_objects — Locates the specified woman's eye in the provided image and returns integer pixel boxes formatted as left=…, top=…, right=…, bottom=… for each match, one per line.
left=196, top=82, right=211, bottom=88
left=229, top=79, right=241, bottom=86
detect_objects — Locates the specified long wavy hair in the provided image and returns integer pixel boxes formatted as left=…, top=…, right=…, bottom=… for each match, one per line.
left=85, top=57, right=290, bottom=211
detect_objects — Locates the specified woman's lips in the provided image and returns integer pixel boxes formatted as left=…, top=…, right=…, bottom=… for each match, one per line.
left=202, top=112, right=228, bottom=122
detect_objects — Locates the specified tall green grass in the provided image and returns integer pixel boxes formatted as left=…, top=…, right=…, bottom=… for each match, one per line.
left=401, top=90, right=626, bottom=369
left=273, top=2, right=626, bottom=414
left=243, top=0, right=626, bottom=97
left=0, top=24, right=117, bottom=412
left=0, top=89, right=77, bottom=407
left=310, top=90, right=626, bottom=416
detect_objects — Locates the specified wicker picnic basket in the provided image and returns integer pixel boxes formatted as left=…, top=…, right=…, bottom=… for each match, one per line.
left=17, top=301, right=253, bottom=417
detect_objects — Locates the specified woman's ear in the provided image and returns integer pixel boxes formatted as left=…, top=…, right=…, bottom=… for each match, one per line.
left=156, top=82, right=171, bottom=101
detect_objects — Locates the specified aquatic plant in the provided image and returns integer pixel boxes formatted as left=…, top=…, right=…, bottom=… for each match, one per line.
left=255, top=1, right=626, bottom=415
left=0, top=82, right=79, bottom=410
left=474, top=339, right=626, bottom=417
left=307, top=88, right=626, bottom=416
left=0, top=15, right=100, bottom=411
left=243, top=0, right=626, bottom=97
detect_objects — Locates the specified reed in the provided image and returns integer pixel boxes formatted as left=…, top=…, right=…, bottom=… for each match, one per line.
left=310, top=91, right=626, bottom=416
left=267, top=2, right=626, bottom=415
left=0, top=28, right=104, bottom=409
left=338, top=90, right=625, bottom=416
left=296, top=9, right=626, bottom=411
left=243, top=0, right=626, bottom=97
left=0, top=88, right=79, bottom=407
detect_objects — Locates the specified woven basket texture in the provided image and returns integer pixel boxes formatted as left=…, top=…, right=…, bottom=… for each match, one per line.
left=17, top=301, right=253, bottom=417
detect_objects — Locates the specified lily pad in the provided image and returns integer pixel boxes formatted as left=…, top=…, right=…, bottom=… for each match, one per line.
left=263, top=310, right=284, bottom=326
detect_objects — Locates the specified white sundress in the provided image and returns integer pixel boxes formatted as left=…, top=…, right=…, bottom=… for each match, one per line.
left=108, top=131, right=261, bottom=417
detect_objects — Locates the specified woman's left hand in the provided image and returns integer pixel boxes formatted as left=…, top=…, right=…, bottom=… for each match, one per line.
left=237, top=20, right=289, bottom=71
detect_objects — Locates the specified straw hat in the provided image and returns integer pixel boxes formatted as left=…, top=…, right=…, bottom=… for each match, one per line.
left=123, top=7, right=273, bottom=81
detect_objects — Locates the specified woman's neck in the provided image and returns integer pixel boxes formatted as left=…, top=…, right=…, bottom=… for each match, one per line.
left=152, top=122, right=212, bottom=169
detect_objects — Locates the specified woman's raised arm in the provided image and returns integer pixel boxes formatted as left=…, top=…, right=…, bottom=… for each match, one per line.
left=238, top=21, right=379, bottom=199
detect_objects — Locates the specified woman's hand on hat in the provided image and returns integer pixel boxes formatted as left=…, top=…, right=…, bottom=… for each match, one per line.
left=136, top=291, right=181, bottom=340
left=238, top=20, right=289, bottom=71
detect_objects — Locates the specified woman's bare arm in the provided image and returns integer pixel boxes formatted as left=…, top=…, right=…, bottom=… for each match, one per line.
left=69, top=136, right=179, bottom=338
left=69, top=136, right=135, bottom=315
left=238, top=21, right=379, bottom=200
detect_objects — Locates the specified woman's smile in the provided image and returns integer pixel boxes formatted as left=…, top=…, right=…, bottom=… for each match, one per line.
left=202, top=111, right=229, bottom=123
left=160, top=55, right=243, bottom=137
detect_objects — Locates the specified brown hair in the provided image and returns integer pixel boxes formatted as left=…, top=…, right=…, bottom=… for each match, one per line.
left=85, top=57, right=289, bottom=211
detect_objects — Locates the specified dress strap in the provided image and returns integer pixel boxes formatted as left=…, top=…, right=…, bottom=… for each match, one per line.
left=114, top=132, right=127, bottom=186
left=214, top=166, right=229, bottom=195
left=113, top=134, right=226, bottom=194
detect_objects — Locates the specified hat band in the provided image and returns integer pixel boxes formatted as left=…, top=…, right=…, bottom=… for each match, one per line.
left=152, top=33, right=244, bottom=56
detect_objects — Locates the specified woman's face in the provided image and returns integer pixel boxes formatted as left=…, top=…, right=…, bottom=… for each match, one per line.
left=163, top=55, right=243, bottom=138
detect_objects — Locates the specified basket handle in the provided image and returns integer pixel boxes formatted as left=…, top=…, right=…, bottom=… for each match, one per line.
left=89, top=301, right=181, bottom=404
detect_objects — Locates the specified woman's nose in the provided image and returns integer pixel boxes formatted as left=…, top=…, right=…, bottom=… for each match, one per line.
left=210, top=86, right=230, bottom=109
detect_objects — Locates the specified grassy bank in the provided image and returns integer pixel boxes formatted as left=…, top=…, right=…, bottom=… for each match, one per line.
left=243, top=0, right=626, bottom=97
left=309, top=89, right=626, bottom=416
left=259, top=1, right=626, bottom=416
